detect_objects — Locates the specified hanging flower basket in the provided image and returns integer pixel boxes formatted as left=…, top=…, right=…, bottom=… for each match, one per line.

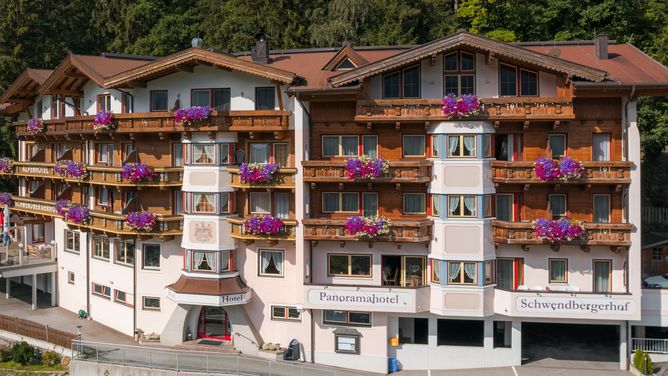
left=125, top=210, right=158, bottom=231
left=0, top=192, right=11, bottom=207
left=534, top=157, right=584, bottom=182
left=243, top=215, right=285, bottom=236
left=66, top=204, right=90, bottom=225
left=27, top=118, right=44, bottom=135
left=55, top=160, right=88, bottom=180
left=441, top=94, right=481, bottom=119
left=174, top=106, right=211, bottom=127
left=344, top=216, right=391, bottom=238
left=121, top=163, right=157, bottom=183
left=239, top=163, right=279, bottom=184
left=55, top=199, right=70, bottom=216
left=0, top=157, right=13, bottom=174
left=345, top=156, right=389, bottom=180
left=93, top=110, right=116, bottom=131
left=532, top=217, right=585, bottom=243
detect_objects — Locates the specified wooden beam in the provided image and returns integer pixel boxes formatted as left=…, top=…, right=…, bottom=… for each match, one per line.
left=176, top=65, right=194, bottom=73
left=47, top=89, right=84, bottom=96
left=274, top=81, right=284, bottom=111
left=63, top=71, right=88, bottom=78
left=14, top=90, right=37, bottom=96
left=6, top=98, right=34, bottom=104
left=127, top=80, right=146, bottom=88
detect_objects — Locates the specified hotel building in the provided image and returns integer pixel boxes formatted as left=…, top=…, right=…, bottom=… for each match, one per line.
left=1, top=31, right=668, bottom=373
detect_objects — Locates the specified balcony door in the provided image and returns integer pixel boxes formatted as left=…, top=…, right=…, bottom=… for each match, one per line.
left=593, top=260, right=611, bottom=293
left=496, top=258, right=523, bottom=290
left=197, top=306, right=231, bottom=341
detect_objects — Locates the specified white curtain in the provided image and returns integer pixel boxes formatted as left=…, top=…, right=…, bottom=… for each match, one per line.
left=432, top=195, right=440, bottom=216
left=221, top=250, right=230, bottom=271
left=593, top=134, right=610, bottom=161
left=193, top=251, right=206, bottom=270
left=448, top=196, right=460, bottom=216
left=251, top=192, right=271, bottom=214
left=274, top=192, right=289, bottom=219
left=261, top=251, right=283, bottom=275
left=219, top=144, right=229, bottom=165
left=448, top=136, right=459, bottom=156
left=342, top=193, right=359, bottom=212
left=260, top=251, right=272, bottom=273
left=273, top=144, right=289, bottom=166
left=341, top=136, right=358, bottom=156
left=404, top=194, right=424, bottom=214
left=463, top=135, right=475, bottom=156
left=464, top=196, right=476, bottom=216
left=363, top=193, right=378, bottom=217
left=363, top=136, right=378, bottom=158
left=464, top=262, right=476, bottom=282
left=250, top=144, right=270, bottom=163
left=594, top=195, right=610, bottom=223
left=449, top=262, right=461, bottom=282
left=594, top=262, right=610, bottom=292
left=193, top=145, right=215, bottom=164
left=432, top=260, right=441, bottom=282
left=194, top=194, right=215, bottom=213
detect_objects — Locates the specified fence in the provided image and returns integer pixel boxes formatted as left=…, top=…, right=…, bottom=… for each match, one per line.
left=71, top=340, right=366, bottom=376
left=632, top=337, right=668, bottom=354
left=0, top=313, right=78, bottom=348
left=643, top=207, right=668, bottom=226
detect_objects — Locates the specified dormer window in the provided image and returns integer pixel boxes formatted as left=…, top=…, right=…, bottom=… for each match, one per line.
left=335, top=58, right=356, bottom=70
left=444, top=51, right=475, bottom=96
left=382, top=65, right=420, bottom=99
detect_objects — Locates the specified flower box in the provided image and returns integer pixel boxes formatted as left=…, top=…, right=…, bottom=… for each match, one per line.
left=532, top=217, right=585, bottom=242
left=54, top=160, right=88, bottom=180
left=66, top=204, right=90, bottom=225
left=27, top=118, right=44, bottom=135
left=0, top=192, right=11, bottom=207
left=345, top=216, right=391, bottom=238
left=125, top=210, right=158, bottom=231
left=534, top=157, right=584, bottom=182
left=243, top=215, right=285, bottom=236
left=0, top=157, right=13, bottom=174
left=55, top=199, right=70, bottom=216
left=121, top=163, right=157, bottom=183
left=239, top=163, right=279, bottom=184
left=174, top=106, right=211, bottom=127
left=441, top=94, right=481, bottom=119
left=345, top=156, right=388, bottom=180
left=93, top=110, right=115, bottom=130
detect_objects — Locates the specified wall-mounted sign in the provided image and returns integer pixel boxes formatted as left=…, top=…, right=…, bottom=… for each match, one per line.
left=306, top=288, right=416, bottom=312
left=515, top=296, right=635, bottom=315
left=335, top=334, right=359, bottom=354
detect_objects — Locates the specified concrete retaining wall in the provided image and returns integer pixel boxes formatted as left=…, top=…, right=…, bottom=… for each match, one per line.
left=69, top=360, right=236, bottom=376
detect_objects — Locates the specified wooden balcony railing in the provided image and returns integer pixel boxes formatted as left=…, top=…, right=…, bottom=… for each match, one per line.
left=491, top=161, right=632, bottom=185
left=302, top=218, right=433, bottom=243
left=2, top=161, right=183, bottom=188
left=302, top=160, right=432, bottom=184
left=355, top=97, right=574, bottom=123
left=491, top=220, right=633, bottom=249
left=15, top=110, right=291, bottom=137
left=9, top=196, right=183, bottom=238
left=227, top=217, right=297, bottom=241
left=228, top=167, right=297, bottom=189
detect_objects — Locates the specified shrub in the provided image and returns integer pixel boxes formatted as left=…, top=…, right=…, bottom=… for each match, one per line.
left=0, top=345, right=11, bottom=362
left=633, top=349, right=654, bottom=375
left=42, top=350, right=60, bottom=366
left=10, top=342, right=34, bottom=365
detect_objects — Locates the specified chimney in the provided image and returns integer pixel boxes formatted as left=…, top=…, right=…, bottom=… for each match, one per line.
left=594, top=34, right=609, bottom=60
left=251, top=33, right=270, bottom=64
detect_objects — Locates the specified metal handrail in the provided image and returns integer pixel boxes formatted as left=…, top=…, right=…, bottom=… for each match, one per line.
left=632, top=337, right=668, bottom=354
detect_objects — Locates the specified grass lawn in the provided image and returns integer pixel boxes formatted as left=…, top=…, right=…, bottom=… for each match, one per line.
left=0, top=360, right=67, bottom=371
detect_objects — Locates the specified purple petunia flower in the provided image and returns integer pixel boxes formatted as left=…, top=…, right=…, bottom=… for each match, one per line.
left=534, top=157, right=560, bottom=181
left=532, top=217, right=585, bottom=242
left=0, top=157, right=13, bottom=174
left=243, top=215, right=285, bottom=236
left=441, top=94, right=481, bottom=119
left=55, top=199, right=70, bottom=216
left=345, top=216, right=391, bottom=238
left=0, top=192, right=11, bottom=207
left=93, top=111, right=114, bottom=130
left=121, top=163, right=157, bottom=183
left=239, top=163, right=279, bottom=183
left=55, top=160, right=88, bottom=180
left=27, top=118, right=44, bottom=135
left=345, top=156, right=388, bottom=180
left=558, top=157, right=585, bottom=181
left=174, top=106, right=211, bottom=127
left=66, top=204, right=90, bottom=224
left=125, top=210, right=158, bottom=231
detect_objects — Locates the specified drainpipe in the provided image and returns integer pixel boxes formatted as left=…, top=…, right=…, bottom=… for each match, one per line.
left=85, top=235, right=90, bottom=316
left=622, top=86, right=636, bottom=371
left=133, top=246, right=138, bottom=340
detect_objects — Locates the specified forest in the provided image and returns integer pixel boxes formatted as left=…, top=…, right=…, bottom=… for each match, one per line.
left=0, top=0, right=666, bottom=204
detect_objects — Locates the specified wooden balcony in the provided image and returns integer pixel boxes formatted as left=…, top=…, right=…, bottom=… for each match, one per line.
left=491, top=161, right=632, bottom=186
left=228, top=167, right=297, bottom=189
left=227, top=217, right=297, bottom=242
left=9, top=196, right=183, bottom=239
left=491, top=220, right=633, bottom=249
left=15, top=110, right=291, bottom=138
left=302, top=160, right=432, bottom=184
left=355, top=97, right=574, bottom=124
left=3, top=161, right=183, bottom=188
left=302, top=218, right=433, bottom=243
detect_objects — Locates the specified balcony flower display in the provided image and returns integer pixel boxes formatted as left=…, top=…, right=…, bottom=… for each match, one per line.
left=65, top=204, right=90, bottom=225
left=93, top=110, right=115, bottom=130
left=54, top=160, right=88, bottom=180
left=558, top=158, right=585, bottom=181
left=534, top=157, right=584, bottom=182
left=27, top=118, right=44, bottom=135
left=239, top=163, right=279, bottom=184
left=174, top=106, right=211, bottom=127
left=0, top=192, right=11, bottom=207
left=345, top=156, right=388, bottom=180
left=121, top=163, right=157, bottom=183
left=55, top=199, right=70, bottom=216
left=243, top=215, right=285, bottom=236
left=442, top=94, right=481, bottom=119
left=534, top=157, right=560, bottom=181
left=532, top=217, right=585, bottom=242
left=125, top=210, right=158, bottom=231
left=0, top=157, right=13, bottom=173
left=345, top=216, right=391, bottom=239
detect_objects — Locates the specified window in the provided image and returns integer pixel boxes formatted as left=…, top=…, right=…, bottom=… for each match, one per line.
left=496, top=194, right=514, bottom=221
left=431, top=259, right=441, bottom=283
left=92, top=235, right=110, bottom=260
left=446, top=135, right=476, bottom=157
left=403, top=193, right=426, bottom=214
left=328, top=254, right=372, bottom=277
left=114, top=290, right=133, bottom=306
left=52, top=143, right=67, bottom=161
left=399, top=317, right=428, bottom=344
left=271, top=306, right=301, bottom=321
left=653, top=248, right=664, bottom=261
left=362, top=193, right=378, bottom=217
left=382, top=256, right=426, bottom=287
left=322, top=135, right=359, bottom=157
left=255, top=87, right=275, bottom=110
left=65, top=230, right=80, bottom=254
left=92, top=283, right=111, bottom=299
left=191, top=144, right=216, bottom=164
left=431, top=135, right=441, bottom=157
left=142, top=296, right=160, bottom=311
left=115, top=239, right=135, bottom=266
left=482, top=195, right=493, bottom=218
left=335, top=58, right=356, bottom=70
left=250, top=192, right=271, bottom=214
left=28, top=180, right=42, bottom=195
left=383, top=71, right=401, bottom=98
left=323, top=310, right=371, bottom=327
left=150, top=91, right=168, bottom=111
left=438, top=319, right=483, bottom=347
left=362, top=135, right=378, bottom=158
left=122, top=93, right=134, bottom=113
left=484, top=260, right=495, bottom=285
left=97, top=187, right=111, bottom=206
left=51, top=96, right=65, bottom=119
left=322, top=192, right=359, bottom=213
left=31, top=223, right=44, bottom=243
left=447, top=195, right=476, bottom=217
left=448, top=261, right=477, bottom=284
left=192, top=251, right=217, bottom=272
left=259, top=249, right=284, bottom=277
left=494, top=321, right=512, bottom=348
left=143, top=244, right=161, bottom=270
left=593, top=260, right=611, bottom=293
left=96, top=143, right=114, bottom=165
left=186, top=192, right=233, bottom=214
left=431, top=195, right=441, bottom=216
left=482, top=134, right=493, bottom=158
left=273, top=143, right=289, bottom=166
left=593, top=194, right=611, bottom=223
left=549, top=194, right=567, bottom=219
left=192, top=88, right=231, bottom=111
left=249, top=143, right=270, bottom=164
left=548, top=134, right=566, bottom=158
left=67, top=271, right=75, bottom=285
left=403, top=135, right=425, bottom=157
left=496, top=258, right=523, bottom=290
left=443, top=51, right=476, bottom=95
left=172, top=143, right=183, bottom=166
left=593, top=133, right=611, bottom=161
left=520, top=69, right=538, bottom=96
left=499, top=64, right=518, bottom=96
left=549, top=258, right=568, bottom=283
left=192, top=193, right=216, bottom=213
left=97, top=94, right=112, bottom=112
left=382, top=65, right=421, bottom=98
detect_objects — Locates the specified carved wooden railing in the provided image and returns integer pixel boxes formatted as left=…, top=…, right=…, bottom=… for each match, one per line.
left=490, top=161, right=632, bottom=185
left=302, top=160, right=432, bottom=184
left=355, top=97, right=574, bottom=122
left=302, top=218, right=433, bottom=243
left=227, top=217, right=298, bottom=241
left=228, top=167, right=297, bottom=189
left=15, top=110, right=291, bottom=137
left=491, top=220, right=632, bottom=248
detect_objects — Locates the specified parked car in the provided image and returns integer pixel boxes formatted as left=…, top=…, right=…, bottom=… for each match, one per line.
left=643, top=273, right=668, bottom=288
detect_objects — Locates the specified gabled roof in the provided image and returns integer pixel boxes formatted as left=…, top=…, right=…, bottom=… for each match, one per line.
left=322, top=43, right=369, bottom=71
left=106, top=48, right=298, bottom=88
left=0, top=69, right=53, bottom=104
left=329, top=30, right=608, bottom=87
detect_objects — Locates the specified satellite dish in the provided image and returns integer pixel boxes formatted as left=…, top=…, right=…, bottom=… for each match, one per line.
left=191, top=37, right=203, bottom=48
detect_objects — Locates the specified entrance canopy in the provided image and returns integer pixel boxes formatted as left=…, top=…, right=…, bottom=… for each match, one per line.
left=166, top=275, right=251, bottom=307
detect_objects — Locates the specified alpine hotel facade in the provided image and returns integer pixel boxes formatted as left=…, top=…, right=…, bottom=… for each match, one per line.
left=1, top=30, right=668, bottom=373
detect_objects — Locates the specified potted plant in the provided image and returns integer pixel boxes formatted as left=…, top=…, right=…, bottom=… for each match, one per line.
left=345, top=216, right=391, bottom=239
left=345, top=156, right=388, bottom=180
left=93, top=110, right=116, bottom=130
left=532, top=217, right=585, bottom=242
left=121, top=162, right=157, bottom=183
left=125, top=210, right=158, bottom=231
left=239, top=163, right=279, bottom=184
left=65, top=204, right=90, bottom=225
left=174, top=106, right=211, bottom=126
left=243, top=215, right=285, bottom=236
left=441, top=94, right=481, bottom=119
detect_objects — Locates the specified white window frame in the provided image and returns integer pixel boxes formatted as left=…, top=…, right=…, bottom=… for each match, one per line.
left=142, top=244, right=161, bottom=270
left=142, top=296, right=161, bottom=311
left=258, top=249, right=285, bottom=277
left=270, top=305, right=302, bottom=321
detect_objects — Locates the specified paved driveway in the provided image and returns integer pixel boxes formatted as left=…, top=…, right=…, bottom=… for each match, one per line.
left=394, top=364, right=632, bottom=375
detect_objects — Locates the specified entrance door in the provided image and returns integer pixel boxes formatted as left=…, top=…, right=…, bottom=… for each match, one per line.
left=197, top=307, right=231, bottom=340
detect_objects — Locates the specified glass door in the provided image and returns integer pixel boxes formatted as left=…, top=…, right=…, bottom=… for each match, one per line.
left=403, top=257, right=426, bottom=287
left=593, top=260, right=611, bottom=293
left=496, top=259, right=514, bottom=290
left=197, top=307, right=231, bottom=341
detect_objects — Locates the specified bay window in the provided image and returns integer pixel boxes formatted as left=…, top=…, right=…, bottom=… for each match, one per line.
left=431, top=259, right=442, bottom=283
left=484, top=260, right=495, bottom=285
left=448, top=261, right=477, bottom=285
left=322, top=192, right=359, bottom=213
left=447, top=135, right=476, bottom=157
left=184, top=143, right=232, bottom=165
left=328, top=254, right=372, bottom=277
left=382, top=255, right=426, bottom=287
left=431, top=195, right=441, bottom=216
left=192, top=251, right=217, bottom=271
left=448, top=195, right=476, bottom=217
left=185, top=192, right=233, bottom=215
left=192, top=144, right=216, bottom=164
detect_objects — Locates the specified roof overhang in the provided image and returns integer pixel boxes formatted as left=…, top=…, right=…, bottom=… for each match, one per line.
left=0, top=69, right=53, bottom=108
left=166, top=274, right=251, bottom=307
left=574, top=82, right=668, bottom=97
left=329, top=31, right=608, bottom=87
left=38, top=55, right=105, bottom=97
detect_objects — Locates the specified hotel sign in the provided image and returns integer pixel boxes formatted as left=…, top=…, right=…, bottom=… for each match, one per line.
left=306, top=288, right=421, bottom=313
left=515, top=296, right=636, bottom=316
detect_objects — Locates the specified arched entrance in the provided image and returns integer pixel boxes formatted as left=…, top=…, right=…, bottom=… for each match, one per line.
left=197, top=306, right=231, bottom=341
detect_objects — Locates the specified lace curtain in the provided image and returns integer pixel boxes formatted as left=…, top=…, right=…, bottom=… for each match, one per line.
left=463, top=135, right=475, bottom=156
left=449, top=262, right=461, bottom=282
